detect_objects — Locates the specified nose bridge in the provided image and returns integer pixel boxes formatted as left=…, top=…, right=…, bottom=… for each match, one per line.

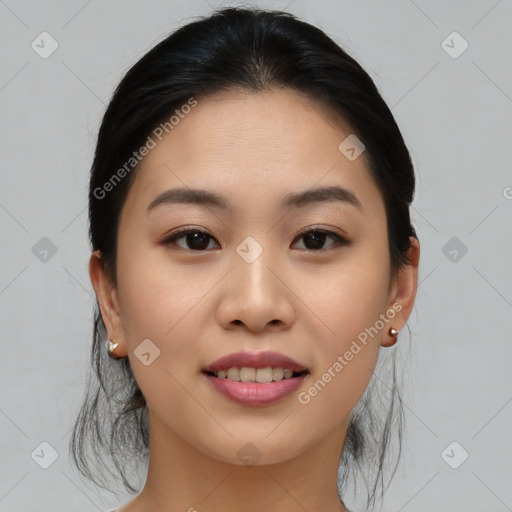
left=217, top=234, right=295, bottom=331
left=234, top=234, right=281, bottom=302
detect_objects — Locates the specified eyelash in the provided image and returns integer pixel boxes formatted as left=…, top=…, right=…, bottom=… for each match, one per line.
left=160, top=225, right=351, bottom=252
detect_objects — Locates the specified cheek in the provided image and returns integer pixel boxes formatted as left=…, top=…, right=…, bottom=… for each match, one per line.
left=116, top=245, right=227, bottom=382
left=116, top=239, right=200, bottom=334
left=296, top=277, right=385, bottom=433
left=296, top=251, right=389, bottom=414
left=301, top=251, right=390, bottom=343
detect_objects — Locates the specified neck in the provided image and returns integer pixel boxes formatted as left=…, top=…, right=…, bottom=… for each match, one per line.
left=124, top=409, right=350, bottom=512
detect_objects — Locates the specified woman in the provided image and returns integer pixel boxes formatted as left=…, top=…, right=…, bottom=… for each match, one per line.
left=71, top=7, right=420, bottom=512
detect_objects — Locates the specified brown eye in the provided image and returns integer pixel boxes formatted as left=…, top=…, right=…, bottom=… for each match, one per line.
left=292, top=229, right=351, bottom=251
left=161, top=227, right=350, bottom=252
left=161, top=229, right=220, bottom=251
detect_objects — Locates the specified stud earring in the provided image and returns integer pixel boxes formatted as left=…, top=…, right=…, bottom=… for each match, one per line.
left=107, top=339, right=122, bottom=359
left=382, top=327, right=399, bottom=348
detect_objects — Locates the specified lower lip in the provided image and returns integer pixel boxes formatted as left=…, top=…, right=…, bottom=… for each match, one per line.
left=202, top=372, right=309, bottom=406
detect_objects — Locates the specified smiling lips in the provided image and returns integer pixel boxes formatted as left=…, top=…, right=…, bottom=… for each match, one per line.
left=201, top=350, right=309, bottom=373
left=201, top=350, right=310, bottom=406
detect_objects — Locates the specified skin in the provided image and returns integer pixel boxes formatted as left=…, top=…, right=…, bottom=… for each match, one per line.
left=90, top=88, right=420, bottom=512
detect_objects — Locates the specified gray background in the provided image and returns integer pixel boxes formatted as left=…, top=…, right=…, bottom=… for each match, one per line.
left=0, top=0, right=511, bottom=511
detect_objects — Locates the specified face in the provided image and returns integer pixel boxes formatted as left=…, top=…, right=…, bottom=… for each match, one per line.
left=91, top=88, right=418, bottom=467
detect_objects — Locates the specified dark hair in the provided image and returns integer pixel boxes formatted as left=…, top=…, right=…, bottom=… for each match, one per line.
left=70, top=7, right=417, bottom=511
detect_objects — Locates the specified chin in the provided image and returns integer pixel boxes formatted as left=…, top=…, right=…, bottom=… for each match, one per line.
left=197, top=436, right=301, bottom=467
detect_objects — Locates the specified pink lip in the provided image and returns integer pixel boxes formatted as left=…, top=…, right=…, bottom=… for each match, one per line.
left=202, top=372, right=309, bottom=406
left=201, top=350, right=308, bottom=373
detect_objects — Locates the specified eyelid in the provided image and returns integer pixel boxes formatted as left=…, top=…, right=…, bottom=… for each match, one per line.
left=293, top=224, right=349, bottom=240
left=160, top=224, right=352, bottom=250
left=159, top=225, right=219, bottom=246
left=291, top=224, right=352, bottom=251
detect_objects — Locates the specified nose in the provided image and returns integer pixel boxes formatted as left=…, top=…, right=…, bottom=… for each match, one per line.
left=216, top=243, right=296, bottom=333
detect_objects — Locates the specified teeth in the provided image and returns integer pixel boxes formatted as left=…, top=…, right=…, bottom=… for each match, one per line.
left=227, top=367, right=240, bottom=381
left=212, top=366, right=303, bottom=382
left=273, top=367, right=284, bottom=380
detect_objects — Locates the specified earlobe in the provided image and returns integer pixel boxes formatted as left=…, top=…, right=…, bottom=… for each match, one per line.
left=88, top=250, right=127, bottom=357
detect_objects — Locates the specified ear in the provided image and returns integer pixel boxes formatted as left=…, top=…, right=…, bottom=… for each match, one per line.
left=89, top=250, right=128, bottom=357
left=384, top=236, right=420, bottom=345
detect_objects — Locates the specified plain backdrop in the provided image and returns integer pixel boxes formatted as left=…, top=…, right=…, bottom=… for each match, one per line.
left=0, top=1, right=511, bottom=511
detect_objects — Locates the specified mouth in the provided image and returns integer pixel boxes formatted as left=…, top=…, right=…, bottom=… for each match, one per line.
left=200, top=351, right=310, bottom=405
left=201, top=367, right=310, bottom=406
left=201, top=350, right=310, bottom=382
left=202, top=367, right=309, bottom=382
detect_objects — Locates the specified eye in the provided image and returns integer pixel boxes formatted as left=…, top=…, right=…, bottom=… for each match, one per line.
left=160, top=226, right=351, bottom=252
left=160, top=228, right=220, bottom=251
left=291, top=227, right=351, bottom=251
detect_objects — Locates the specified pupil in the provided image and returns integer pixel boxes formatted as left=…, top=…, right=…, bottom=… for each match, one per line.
left=305, top=232, right=325, bottom=250
left=188, top=232, right=209, bottom=250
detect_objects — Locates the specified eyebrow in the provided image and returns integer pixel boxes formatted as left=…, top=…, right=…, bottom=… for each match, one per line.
left=146, top=185, right=364, bottom=215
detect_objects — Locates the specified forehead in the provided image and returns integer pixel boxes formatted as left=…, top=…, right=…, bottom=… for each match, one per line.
left=121, top=88, right=384, bottom=219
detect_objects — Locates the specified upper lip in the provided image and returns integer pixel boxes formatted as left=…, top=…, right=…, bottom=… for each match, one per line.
left=202, top=351, right=309, bottom=373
